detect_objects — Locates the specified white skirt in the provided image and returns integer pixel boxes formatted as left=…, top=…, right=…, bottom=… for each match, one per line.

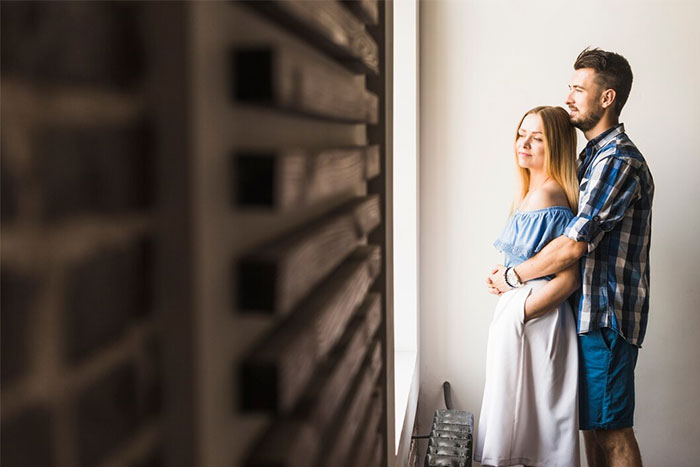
left=475, top=280, right=580, bottom=467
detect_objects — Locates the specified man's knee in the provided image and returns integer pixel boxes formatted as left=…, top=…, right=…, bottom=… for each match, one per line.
left=595, top=427, right=638, bottom=452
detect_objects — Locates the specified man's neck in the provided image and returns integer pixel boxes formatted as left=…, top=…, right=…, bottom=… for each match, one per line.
left=584, top=114, right=620, bottom=141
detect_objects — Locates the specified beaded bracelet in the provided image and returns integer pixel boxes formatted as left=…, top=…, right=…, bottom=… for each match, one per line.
left=503, top=267, right=515, bottom=289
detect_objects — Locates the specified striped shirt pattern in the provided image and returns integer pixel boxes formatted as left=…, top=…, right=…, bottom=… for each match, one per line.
left=564, top=124, right=654, bottom=347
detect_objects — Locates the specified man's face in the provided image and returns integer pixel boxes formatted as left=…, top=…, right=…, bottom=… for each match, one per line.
left=566, top=68, right=605, bottom=132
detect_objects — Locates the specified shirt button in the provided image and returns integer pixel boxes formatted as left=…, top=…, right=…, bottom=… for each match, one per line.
left=593, top=215, right=601, bottom=222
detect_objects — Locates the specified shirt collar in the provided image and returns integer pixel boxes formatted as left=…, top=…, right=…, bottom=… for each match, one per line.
left=580, top=123, right=626, bottom=161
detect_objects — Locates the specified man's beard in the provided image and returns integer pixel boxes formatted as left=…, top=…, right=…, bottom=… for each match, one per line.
left=570, top=104, right=605, bottom=132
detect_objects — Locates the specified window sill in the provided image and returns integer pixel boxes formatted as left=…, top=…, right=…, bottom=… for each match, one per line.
left=394, top=349, right=418, bottom=453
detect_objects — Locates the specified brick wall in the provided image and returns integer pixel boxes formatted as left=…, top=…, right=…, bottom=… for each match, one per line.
left=1, top=2, right=161, bottom=466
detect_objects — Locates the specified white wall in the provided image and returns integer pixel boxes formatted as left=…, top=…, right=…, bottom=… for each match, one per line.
left=419, top=1, right=700, bottom=465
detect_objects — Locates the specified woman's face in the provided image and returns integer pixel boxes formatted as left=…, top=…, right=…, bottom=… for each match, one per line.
left=516, top=113, right=546, bottom=172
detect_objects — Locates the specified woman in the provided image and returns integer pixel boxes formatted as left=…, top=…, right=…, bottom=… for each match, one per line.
left=475, top=106, right=581, bottom=467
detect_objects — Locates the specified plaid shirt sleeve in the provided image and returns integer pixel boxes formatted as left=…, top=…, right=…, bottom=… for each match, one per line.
left=565, top=156, right=641, bottom=253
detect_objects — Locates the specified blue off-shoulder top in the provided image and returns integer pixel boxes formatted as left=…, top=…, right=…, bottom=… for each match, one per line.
left=493, top=206, right=574, bottom=270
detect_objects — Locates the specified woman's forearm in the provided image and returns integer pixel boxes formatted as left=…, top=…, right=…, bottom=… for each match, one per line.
left=524, top=264, right=580, bottom=322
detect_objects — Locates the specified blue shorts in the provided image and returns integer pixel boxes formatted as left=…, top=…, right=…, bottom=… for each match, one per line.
left=578, top=327, right=638, bottom=430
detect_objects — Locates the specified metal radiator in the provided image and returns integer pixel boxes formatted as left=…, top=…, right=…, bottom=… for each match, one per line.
left=423, top=382, right=474, bottom=467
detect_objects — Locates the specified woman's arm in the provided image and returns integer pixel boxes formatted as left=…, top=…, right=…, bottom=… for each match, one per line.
left=523, top=262, right=580, bottom=322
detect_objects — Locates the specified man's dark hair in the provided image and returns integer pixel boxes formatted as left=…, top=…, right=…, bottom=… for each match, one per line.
left=574, top=47, right=633, bottom=117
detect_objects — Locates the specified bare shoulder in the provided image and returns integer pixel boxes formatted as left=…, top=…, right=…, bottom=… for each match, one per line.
left=523, top=180, right=570, bottom=210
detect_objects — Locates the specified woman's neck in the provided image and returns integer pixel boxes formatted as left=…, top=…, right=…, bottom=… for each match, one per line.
left=529, top=170, right=550, bottom=192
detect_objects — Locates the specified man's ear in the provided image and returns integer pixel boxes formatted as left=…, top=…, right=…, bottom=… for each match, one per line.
left=601, top=88, right=617, bottom=110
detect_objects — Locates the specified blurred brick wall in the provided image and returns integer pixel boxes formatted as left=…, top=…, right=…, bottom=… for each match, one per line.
left=1, top=2, right=162, bottom=466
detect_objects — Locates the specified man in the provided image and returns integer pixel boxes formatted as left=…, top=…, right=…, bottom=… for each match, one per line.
left=488, top=47, right=654, bottom=467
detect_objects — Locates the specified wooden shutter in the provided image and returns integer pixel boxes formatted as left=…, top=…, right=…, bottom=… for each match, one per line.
left=229, top=2, right=388, bottom=467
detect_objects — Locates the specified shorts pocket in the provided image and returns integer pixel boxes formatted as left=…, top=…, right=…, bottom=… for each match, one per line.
left=600, top=327, right=617, bottom=352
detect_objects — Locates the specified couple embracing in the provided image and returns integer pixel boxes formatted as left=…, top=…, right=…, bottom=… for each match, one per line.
left=475, top=48, right=654, bottom=467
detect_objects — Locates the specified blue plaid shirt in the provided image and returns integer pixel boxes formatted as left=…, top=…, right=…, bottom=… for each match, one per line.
left=564, top=124, right=654, bottom=347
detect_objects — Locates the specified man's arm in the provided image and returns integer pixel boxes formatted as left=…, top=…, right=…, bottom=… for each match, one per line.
left=488, top=156, right=642, bottom=295
left=516, top=235, right=587, bottom=282
left=488, top=235, right=586, bottom=293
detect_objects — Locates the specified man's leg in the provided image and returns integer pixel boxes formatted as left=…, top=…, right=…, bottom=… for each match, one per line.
left=578, top=329, right=612, bottom=467
left=579, top=328, right=642, bottom=466
left=595, top=427, right=642, bottom=467
left=583, top=430, right=607, bottom=467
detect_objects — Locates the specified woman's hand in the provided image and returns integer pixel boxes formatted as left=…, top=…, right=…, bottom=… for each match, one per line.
left=486, top=265, right=504, bottom=296
left=488, top=264, right=510, bottom=293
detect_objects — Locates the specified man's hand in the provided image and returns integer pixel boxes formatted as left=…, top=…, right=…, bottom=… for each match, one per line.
left=486, top=264, right=507, bottom=296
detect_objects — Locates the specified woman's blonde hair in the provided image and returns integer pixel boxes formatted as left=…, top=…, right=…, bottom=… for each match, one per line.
left=512, top=106, right=579, bottom=213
